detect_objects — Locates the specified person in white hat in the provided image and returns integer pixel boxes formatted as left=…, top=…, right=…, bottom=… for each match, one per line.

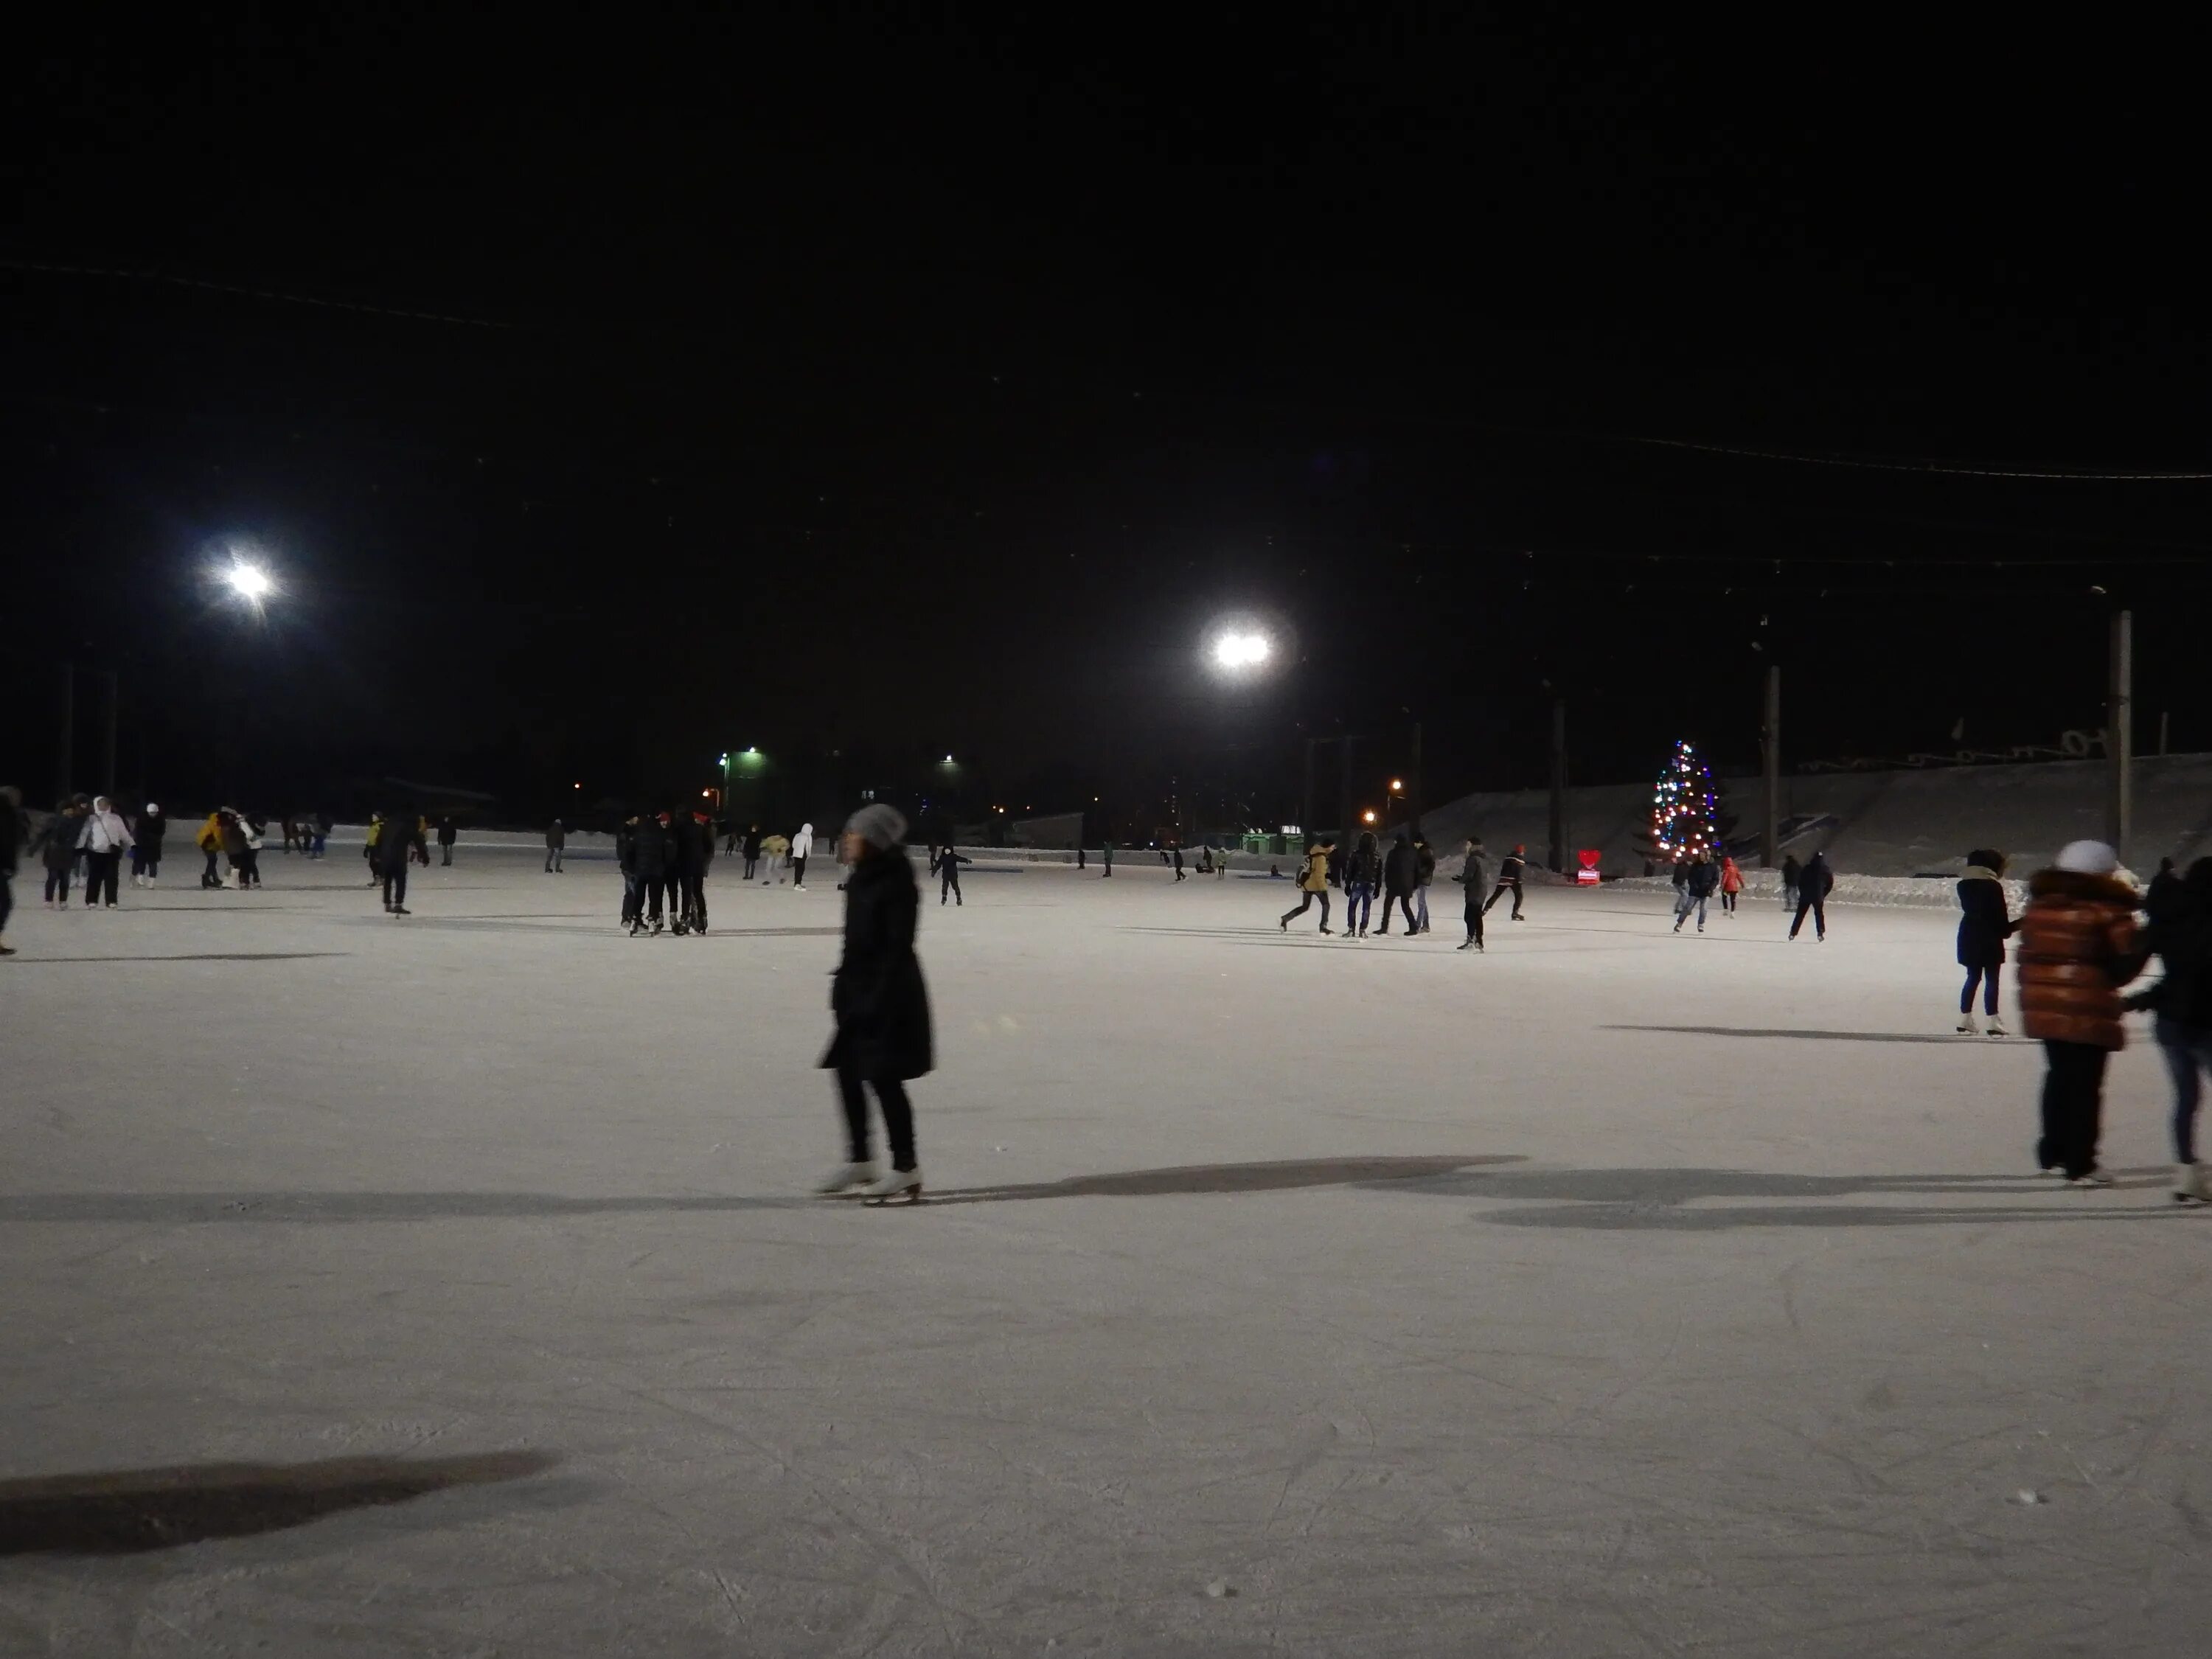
left=2016, top=840, right=2143, bottom=1186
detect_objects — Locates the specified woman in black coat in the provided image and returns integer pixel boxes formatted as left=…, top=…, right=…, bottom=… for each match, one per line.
left=1955, top=848, right=2017, bottom=1034
left=817, top=804, right=933, bottom=1202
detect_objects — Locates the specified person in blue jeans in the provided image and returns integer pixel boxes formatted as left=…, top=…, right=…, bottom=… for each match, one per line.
left=2126, top=857, right=2212, bottom=1205
left=1341, top=830, right=1380, bottom=939
left=1673, top=854, right=1719, bottom=933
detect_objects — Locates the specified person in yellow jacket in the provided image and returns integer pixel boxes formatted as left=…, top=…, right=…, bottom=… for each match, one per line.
left=195, top=811, right=225, bottom=889
left=1279, top=838, right=1336, bottom=934
left=364, top=813, right=384, bottom=886
left=760, top=831, right=791, bottom=885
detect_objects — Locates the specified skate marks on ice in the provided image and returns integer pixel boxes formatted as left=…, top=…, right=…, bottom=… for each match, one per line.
left=1402, top=1164, right=2192, bottom=1230
left=922, top=1154, right=1521, bottom=1206
left=0, top=1450, right=560, bottom=1554
left=10, top=951, right=348, bottom=966
left=0, top=1190, right=799, bottom=1225
left=1608, top=1023, right=2012, bottom=1046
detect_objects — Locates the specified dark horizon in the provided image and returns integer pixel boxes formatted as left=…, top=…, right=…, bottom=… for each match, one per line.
left=7, top=15, right=2205, bottom=830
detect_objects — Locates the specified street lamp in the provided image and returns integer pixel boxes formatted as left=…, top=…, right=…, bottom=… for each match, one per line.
left=1206, top=625, right=1273, bottom=675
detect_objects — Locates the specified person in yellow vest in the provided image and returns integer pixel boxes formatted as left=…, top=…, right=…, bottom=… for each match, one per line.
left=364, top=813, right=384, bottom=886
left=195, top=810, right=226, bottom=889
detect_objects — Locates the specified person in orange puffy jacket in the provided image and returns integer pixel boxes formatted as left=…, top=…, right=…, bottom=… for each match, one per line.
left=1718, top=854, right=1745, bottom=915
left=2016, top=840, right=2143, bottom=1184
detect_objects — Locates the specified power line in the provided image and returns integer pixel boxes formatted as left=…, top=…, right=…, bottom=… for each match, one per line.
left=1, top=258, right=512, bottom=330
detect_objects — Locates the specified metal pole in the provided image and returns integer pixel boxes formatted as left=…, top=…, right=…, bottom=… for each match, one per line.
left=1410, top=720, right=1423, bottom=832
left=57, top=661, right=74, bottom=803
left=2107, top=610, right=2132, bottom=863
left=101, top=671, right=119, bottom=798
left=2159, top=709, right=2170, bottom=758
left=1761, top=664, right=1781, bottom=868
left=1547, top=699, right=1567, bottom=872
left=1301, top=737, right=1316, bottom=838
left=1338, top=735, right=1354, bottom=841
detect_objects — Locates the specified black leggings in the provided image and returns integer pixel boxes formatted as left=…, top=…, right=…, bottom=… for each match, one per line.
left=1281, top=888, right=1331, bottom=929
left=1790, top=897, right=1826, bottom=939
left=46, top=867, right=72, bottom=902
left=838, top=1066, right=916, bottom=1171
left=83, top=849, right=121, bottom=906
left=1380, top=891, right=1419, bottom=933
left=382, top=866, right=408, bottom=907
left=1961, top=964, right=2002, bottom=1016
left=1464, top=903, right=1485, bottom=945
left=2038, top=1040, right=2110, bottom=1178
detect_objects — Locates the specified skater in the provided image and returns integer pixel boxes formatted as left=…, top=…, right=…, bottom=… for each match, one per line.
left=616, top=813, right=642, bottom=928
left=791, top=822, right=814, bottom=891
left=545, top=818, right=566, bottom=872
left=2146, top=857, right=2185, bottom=926
left=673, top=807, right=714, bottom=933
left=376, top=809, right=425, bottom=914
left=760, top=829, right=790, bottom=886
left=361, top=813, right=383, bottom=885
left=437, top=816, right=458, bottom=866
left=1342, top=830, right=1381, bottom=938
left=1955, top=849, right=2017, bottom=1034
left=2017, top=840, right=2142, bottom=1184
left=1172, top=844, right=1186, bottom=882
left=1779, top=852, right=1802, bottom=912
left=2126, top=858, right=2212, bottom=1203
left=1673, top=853, right=1719, bottom=933
left=933, top=842, right=970, bottom=905
left=741, top=824, right=763, bottom=882
left=1077, top=845, right=1086, bottom=871
left=1455, top=837, right=1487, bottom=950
left=1412, top=835, right=1436, bottom=932
left=198, top=807, right=229, bottom=888
left=1279, top=838, right=1335, bottom=933
left=815, top=803, right=932, bottom=1203
left=2124, top=858, right=2211, bottom=1183
left=132, top=802, right=167, bottom=886
left=76, top=795, right=134, bottom=908
left=1379, top=833, right=1419, bottom=936
left=35, top=800, right=82, bottom=905
left=0, top=785, right=21, bottom=955
left=1102, top=840, right=1113, bottom=877
left=1483, top=844, right=1528, bottom=921
left=1719, top=853, right=1744, bottom=914
left=630, top=810, right=671, bottom=933
left=312, top=810, right=332, bottom=859
left=1788, top=851, right=1834, bottom=940
left=282, top=814, right=299, bottom=855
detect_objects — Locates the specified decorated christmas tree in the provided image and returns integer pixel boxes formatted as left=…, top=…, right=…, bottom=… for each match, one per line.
left=1649, top=739, right=1720, bottom=862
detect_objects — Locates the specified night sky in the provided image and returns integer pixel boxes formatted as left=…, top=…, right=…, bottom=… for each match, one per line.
left=7, top=15, right=2205, bottom=830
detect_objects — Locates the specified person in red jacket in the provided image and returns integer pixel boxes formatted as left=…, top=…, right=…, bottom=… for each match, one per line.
left=2016, top=840, right=2143, bottom=1185
left=1718, top=854, right=1745, bottom=915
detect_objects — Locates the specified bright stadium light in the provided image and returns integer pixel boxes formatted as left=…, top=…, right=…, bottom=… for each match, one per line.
left=226, top=563, right=274, bottom=600
left=1211, top=630, right=1271, bottom=671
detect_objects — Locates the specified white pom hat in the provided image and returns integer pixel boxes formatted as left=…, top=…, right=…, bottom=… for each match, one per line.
left=2055, top=839, right=2118, bottom=876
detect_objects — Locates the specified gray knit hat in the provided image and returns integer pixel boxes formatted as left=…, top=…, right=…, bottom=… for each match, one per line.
left=845, top=802, right=908, bottom=851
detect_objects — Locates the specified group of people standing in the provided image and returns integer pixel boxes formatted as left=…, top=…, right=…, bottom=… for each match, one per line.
left=1959, top=841, right=2212, bottom=1204
left=1280, top=831, right=1526, bottom=948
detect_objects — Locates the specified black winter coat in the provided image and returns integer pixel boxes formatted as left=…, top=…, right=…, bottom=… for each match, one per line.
left=437, top=819, right=458, bottom=846
left=1382, top=841, right=1416, bottom=894
left=1414, top=844, right=1436, bottom=886
left=136, top=810, right=167, bottom=855
left=631, top=820, right=670, bottom=880
left=1455, top=852, right=1487, bottom=900
left=2130, top=895, right=2212, bottom=1028
left=35, top=813, right=80, bottom=872
left=821, top=846, right=933, bottom=1080
left=0, top=803, right=23, bottom=875
left=672, top=815, right=713, bottom=872
left=614, top=823, right=637, bottom=874
left=1686, top=860, right=1720, bottom=898
left=1496, top=852, right=1526, bottom=885
left=378, top=818, right=425, bottom=875
left=1800, top=855, right=1834, bottom=901
left=1955, top=868, right=2014, bottom=967
left=1345, top=846, right=1382, bottom=889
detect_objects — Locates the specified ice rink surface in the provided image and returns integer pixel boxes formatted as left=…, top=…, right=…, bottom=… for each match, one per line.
left=4, top=847, right=2208, bottom=1656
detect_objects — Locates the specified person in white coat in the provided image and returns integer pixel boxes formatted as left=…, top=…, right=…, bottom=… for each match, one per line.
left=76, top=795, right=135, bottom=909
left=792, top=823, right=815, bottom=891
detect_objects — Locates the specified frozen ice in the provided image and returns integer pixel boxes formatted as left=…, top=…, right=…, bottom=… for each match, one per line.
left=2, top=846, right=2208, bottom=1654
